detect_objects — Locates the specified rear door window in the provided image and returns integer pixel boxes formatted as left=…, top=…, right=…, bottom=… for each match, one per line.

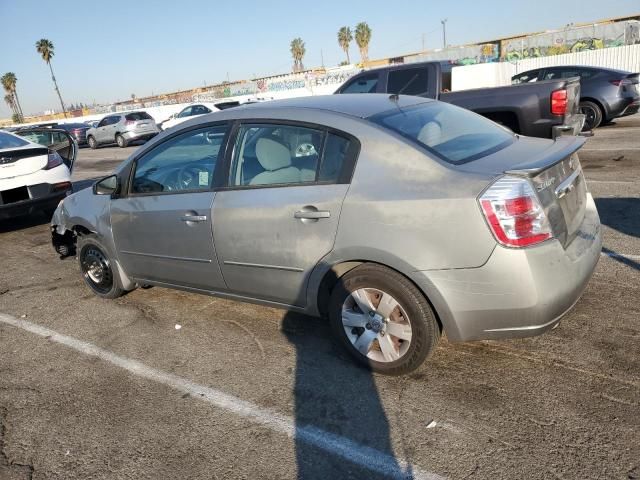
left=340, top=73, right=379, bottom=93
left=512, top=70, right=540, bottom=84
left=387, top=68, right=429, bottom=96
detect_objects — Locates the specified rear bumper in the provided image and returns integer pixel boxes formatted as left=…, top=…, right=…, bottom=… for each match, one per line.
left=0, top=186, right=70, bottom=220
left=413, top=193, right=602, bottom=342
left=552, top=113, right=585, bottom=139
left=122, top=130, right=159, bottom=142
left=618, top=100, right=640, bottom=117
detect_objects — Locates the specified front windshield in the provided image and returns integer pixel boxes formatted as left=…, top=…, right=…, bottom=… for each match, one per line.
left=0, top=131, right=29, bottom=149
left=369, top=101, right=514, bottom=164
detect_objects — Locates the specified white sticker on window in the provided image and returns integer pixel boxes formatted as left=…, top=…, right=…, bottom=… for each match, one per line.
left=199, top=171, right=209, bottom=186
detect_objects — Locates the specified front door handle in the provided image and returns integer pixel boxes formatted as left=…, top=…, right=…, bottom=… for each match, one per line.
left=294, top=210, right=330, bottom=220
left=180, top=215, right=207, bottom=223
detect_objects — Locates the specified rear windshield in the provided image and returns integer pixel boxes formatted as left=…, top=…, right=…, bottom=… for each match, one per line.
left=125, top=112, right=152, bottom=121
left=369, top=102, right=514, bottom=164
left=0, top=131, right=29, bottom=149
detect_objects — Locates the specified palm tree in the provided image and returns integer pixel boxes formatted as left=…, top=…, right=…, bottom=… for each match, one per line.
left=290, top=38, right=306, bottom=73
left=4, top=93, right=17, bottom=119
left=1, top=72, right=24, bottom=122
left=35, top=38, right=67, bottom=117
left=337, top=27, right=353, bottom=65
left=355, top=22, right=372, bottom=63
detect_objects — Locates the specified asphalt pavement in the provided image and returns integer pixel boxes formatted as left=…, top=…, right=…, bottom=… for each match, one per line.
left=0, top=118, right=638, bottom=479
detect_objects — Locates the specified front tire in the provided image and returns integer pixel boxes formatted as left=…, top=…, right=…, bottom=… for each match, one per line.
left=87, top=136, right=97, bottom=149
left=580, top=100, right=603, bottom=131
left=116, top=134, right=128, bottom=148
left=77, top=234, right=126, bottom=299
left=329, top=264, right=440, bottom=375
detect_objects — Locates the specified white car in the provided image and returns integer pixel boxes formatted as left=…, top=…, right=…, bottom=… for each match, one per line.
left=0, top=128, right=76, bottom=220
left=159, top=103, right=220, bottom=131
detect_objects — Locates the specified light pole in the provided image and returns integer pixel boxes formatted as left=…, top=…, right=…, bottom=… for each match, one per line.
left=441, top=19, right=448, bottom=49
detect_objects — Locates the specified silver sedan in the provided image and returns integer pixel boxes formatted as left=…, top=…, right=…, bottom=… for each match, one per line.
left=51, top=94, right=602, bottom=375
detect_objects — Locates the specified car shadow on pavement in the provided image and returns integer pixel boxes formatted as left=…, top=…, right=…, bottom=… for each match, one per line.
left=595, top=197, right=640, bottom=239
left=282, top=311, right=414, bottom=479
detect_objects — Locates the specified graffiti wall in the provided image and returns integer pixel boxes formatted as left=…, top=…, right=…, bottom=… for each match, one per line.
left=503, top=20, right=640, bottom=61
left=407, top=43, right=500, bottom=66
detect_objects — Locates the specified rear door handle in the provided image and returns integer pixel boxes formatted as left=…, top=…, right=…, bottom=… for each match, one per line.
left=180, top=215, right=207, bottom=222
left=294, top=210, right=330, bottom=220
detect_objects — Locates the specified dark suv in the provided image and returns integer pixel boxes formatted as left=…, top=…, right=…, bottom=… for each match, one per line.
left=513, top=66, right=640, bottom=130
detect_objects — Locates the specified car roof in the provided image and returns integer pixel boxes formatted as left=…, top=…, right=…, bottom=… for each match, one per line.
left=237, top=94, right=433, bottom=119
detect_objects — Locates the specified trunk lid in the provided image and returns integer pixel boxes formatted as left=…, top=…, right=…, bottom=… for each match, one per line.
left=461, top=135, right=588, bottom=248
left=0, top=147, right=49, bottom=179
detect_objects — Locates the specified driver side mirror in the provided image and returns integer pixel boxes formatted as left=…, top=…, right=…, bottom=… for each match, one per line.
left=93, top=174, right=120, bottom=196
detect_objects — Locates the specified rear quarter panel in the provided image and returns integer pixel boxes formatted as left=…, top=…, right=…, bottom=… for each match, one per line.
left=332, top=124, right=496, bottom=272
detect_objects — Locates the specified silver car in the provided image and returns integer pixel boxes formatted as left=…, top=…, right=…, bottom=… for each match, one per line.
left=86, top=111, right=159, bottom=149
left=51, top=95, right=602, bottom=375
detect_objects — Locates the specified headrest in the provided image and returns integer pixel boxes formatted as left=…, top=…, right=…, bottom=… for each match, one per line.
left=417, top=121, right=442, bottom=146
left=256, top=138, right=291, bottom=171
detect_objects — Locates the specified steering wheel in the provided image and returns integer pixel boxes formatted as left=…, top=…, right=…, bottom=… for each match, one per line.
left=295, top=143, right=317, bottom=157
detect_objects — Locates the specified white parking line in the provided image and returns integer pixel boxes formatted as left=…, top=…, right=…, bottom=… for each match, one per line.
left=581, top=147, right=640, bottom=151
left=0, top=313, right=443, bottom=480
left=601, top=252, right=640, bottom=261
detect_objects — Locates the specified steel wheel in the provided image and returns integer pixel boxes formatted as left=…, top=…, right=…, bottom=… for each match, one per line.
left=341, top=288, right=413, bottom=363
left=80, top=245, right=114, bottom=295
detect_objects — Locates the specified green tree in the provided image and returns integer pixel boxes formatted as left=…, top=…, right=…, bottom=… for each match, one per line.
left=12, top=113, right=21, bottom=123
left=338, top=26, right=353, bottom=65
left=290, top=37, right=306, bottom=73
left=1, top=72, right=24, bottom=122
left=355, top=22, right=372, bottom=63
left=35, top=38, right=67, bottom=117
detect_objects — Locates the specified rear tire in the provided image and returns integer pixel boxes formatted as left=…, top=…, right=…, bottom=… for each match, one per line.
left=580, top=101, right=603, bottom=131
left=77, top=234, right=126, bottom=299
left=116, top=134, right=128, bottom=148
left=329, top=263, right=440, bottom=375
left=87, top=136, right=97, bottom=149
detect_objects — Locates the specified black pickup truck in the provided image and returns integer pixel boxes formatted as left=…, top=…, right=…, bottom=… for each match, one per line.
left=335, top=61, right=585, bottom=139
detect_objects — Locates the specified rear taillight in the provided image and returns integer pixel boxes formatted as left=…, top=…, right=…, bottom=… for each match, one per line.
left=551, top=89, right=568, bottom=116
left=43, top=150, right=64, bottom=170
left=479, top=176, right=553, bottom=248
left=610, top=78, right=635, bottom=87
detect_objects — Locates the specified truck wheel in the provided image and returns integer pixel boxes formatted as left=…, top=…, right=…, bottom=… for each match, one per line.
left=116, top=134, right=128, bottom=148
left=329, top=264, right=440, bottom=375
left=87, top=136, right=97, bottom=149
left=580, top=101, right=603, bottom=130
left=77, top=234, right=126, bottom=299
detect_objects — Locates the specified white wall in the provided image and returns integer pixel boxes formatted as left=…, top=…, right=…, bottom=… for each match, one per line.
left=451, top=44, right=640, bottom=91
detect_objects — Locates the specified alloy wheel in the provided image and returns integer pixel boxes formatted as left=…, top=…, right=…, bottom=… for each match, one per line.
left=341, top=288, right=413, bottom=363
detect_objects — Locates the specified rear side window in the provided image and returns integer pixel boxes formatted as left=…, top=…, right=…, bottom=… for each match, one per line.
left=370, top=102, right=514, bottom=164
left=512, top=70, right=540, bottom=84
left=341, top=73, right=379, bottom=93
left=387, top=68, right=429, bottom=96
left=125, top=112, right=152, bottom=121
left=0, top=131, right=29, bottom=148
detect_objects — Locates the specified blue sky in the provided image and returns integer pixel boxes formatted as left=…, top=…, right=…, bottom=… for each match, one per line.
left=1, top=0, right=638, bottom=117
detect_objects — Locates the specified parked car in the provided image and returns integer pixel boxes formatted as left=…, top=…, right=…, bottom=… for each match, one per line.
left=512, top=66, right=640, bottom=130
left=57, top=122, right=91, bottom=146
left=86, top=112, right=159, bottom=149
left=335, top=61, right=586, bottom=139
left=1, top=128, right=76, bottom=220
left=159, top=103, right=220, bottom=131
left=51, top=95, right=601, bottom=375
